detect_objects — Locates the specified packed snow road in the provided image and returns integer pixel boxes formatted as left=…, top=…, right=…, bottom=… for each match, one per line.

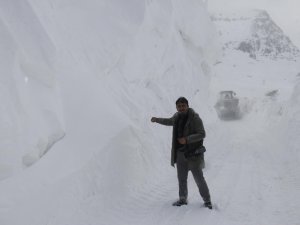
left=68, top=113, right=299, bottom=225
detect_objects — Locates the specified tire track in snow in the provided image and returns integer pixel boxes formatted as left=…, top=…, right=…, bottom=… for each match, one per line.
left=117, top=176, right=193, bottom=225
left=256, top=129, right=300, bottom=225
left=204, top=113, right=300, bottom=225
left=73, top=170, right=187, bottom=225
left=204, top=119, right=268, bottom=224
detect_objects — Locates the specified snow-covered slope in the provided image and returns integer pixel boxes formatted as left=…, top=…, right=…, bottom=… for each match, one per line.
left=0, top=1, right=300, bottom=225
left=0, top=0, right=65, bottom=178
left=212, top=10, right=300, bottom=60
left=0, top=0, right=219, bottom=224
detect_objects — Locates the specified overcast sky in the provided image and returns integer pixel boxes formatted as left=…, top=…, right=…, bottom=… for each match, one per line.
left=206, top=0, right=300, bottom=47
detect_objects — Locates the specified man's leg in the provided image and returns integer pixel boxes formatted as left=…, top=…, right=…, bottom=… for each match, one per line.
left=190, top=166, right=211, bottom=203
left=176, top=152, right=189, bottom=201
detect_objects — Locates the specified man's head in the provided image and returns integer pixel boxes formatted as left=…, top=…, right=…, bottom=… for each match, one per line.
left=176, top=97, right=189, bottom=113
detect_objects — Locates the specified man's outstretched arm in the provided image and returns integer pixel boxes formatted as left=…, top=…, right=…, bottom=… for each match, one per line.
left=151, top=114, right=176, bottom=126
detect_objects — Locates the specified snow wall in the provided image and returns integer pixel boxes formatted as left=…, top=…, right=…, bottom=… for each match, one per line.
left=0, top=0, right=65, bottom=178
left=0, top=0, right=219, bottom=224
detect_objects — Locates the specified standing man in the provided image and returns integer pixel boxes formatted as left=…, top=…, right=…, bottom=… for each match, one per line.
left=151, top=97, right=212, bottom=209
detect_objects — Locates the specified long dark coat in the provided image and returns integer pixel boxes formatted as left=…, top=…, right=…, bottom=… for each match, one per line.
left=156, top=108, right=206, bottom=167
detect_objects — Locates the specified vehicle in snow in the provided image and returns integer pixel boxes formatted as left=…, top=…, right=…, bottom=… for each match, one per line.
left=214, top=91, right=241, bottom=120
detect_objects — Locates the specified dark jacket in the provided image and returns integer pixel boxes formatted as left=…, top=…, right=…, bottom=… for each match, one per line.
left=156, top=108, right=206, bottom=167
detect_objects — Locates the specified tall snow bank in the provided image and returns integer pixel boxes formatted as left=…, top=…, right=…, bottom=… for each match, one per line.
left=246, top=77, right=300, bottom=160
left=115, top=0, right=219, bottom=115
left=101, top=0, right=219, bottom=185
left=285, top=79, right=300, bottom=153
left=0, top=0, right=219, bottom=224
left=0, top=0, right=65, bottom=178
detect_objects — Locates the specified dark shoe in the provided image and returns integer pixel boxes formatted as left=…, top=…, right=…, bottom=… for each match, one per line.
left=172, top=199, right=188, bottom=206
left=204, top=201, right=212, bottom=209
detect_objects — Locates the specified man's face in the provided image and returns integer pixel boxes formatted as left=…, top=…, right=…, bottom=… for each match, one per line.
left=176, top=102, right=189, bottom=113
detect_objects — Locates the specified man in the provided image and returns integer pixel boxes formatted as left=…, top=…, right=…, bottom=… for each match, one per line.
left=151, top=97, right=212, bottom=209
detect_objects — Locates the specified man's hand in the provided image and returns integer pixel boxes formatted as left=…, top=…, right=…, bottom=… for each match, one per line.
left=151, top=117, right=157, bottom=123
left=177, top=137, right=187, bottom=145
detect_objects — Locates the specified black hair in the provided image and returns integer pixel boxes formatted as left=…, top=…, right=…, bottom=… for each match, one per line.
left=176, top=97, right=189, bottom=106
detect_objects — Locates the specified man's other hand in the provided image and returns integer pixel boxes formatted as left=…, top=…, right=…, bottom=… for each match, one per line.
left=177, top=137, right=187, bottom=144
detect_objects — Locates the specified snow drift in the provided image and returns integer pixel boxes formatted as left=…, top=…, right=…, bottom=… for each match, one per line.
left=0, top=0, right=218, bottom=224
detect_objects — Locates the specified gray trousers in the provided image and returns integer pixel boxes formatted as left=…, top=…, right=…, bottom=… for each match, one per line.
left=176, top=151, right=211, bottom=202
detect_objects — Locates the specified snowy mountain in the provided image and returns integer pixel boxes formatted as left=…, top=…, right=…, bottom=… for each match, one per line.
left=0, top=1, right=300, bottom=225
left=210, top=10, right=300, bottom=102
left=212, top=10, right=300, bottom=60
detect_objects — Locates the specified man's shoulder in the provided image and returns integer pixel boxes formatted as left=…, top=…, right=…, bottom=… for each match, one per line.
left=189, top=108, right=203, bottom=121
left=188, top=108, right=199, bottom=116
